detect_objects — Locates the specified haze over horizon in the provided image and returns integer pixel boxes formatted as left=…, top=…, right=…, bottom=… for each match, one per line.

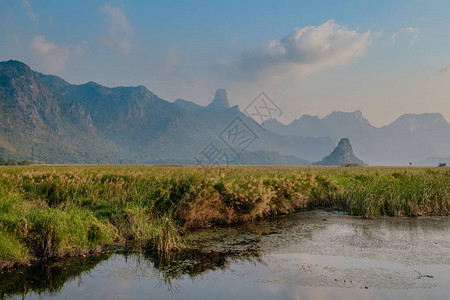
left=1, top=0, right=450, bottom=126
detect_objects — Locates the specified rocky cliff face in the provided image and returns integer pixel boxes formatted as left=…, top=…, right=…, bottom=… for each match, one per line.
left=0, top=60, right=334, bottom=164
left=0, top=60, right=122, bottom=163
left=0, top=60, right=62, bottom=137
left=207, top=88, right=230, bottom=110
left=314, top=138, right=366, bottom=166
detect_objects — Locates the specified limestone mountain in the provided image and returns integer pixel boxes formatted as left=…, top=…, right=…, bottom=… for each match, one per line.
left=206, top=88, right=230, bottom=110
left=0, top=60, right=333, bottom=164
left=383, top=113, right=448, bottom=133
left=264, top=110, right=450, bottom=165
left=264, top=110, right=375, bottom=139
left=174, top=88, right=230, bottom=112
left=314, top=138, right=367, bottom=166
left=3, top=59, right=448, bottom=165
left=0, top=60, right=121, bottom=163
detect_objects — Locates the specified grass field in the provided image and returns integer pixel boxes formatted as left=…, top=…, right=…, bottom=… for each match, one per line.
left=1, top=165, right=449, bottom=269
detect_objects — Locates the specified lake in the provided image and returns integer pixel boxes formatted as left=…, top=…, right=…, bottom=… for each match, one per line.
left=2, top=212, right=449, bottom=299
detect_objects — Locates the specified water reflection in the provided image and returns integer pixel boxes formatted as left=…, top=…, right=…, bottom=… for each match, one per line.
left=1, top=247, right=263, bottom=298
left=0, top=253, right=111, bottom=298
left=143, top=248, right=263, bottom=292
left=1, top=213, right=449, bottom=300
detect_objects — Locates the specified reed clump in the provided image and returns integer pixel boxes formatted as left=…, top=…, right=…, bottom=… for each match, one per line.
left=0, top=165, right=449, bottom=269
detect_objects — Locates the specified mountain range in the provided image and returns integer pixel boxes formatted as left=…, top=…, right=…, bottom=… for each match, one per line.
left=0, top=60, right=330, bottom=164
left=0, top=60, right=448, bottom=165
left=264, top=111, right=450, bottom=165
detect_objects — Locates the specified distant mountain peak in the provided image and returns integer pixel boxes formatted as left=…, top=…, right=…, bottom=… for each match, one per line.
left=0, top=60, right=34, bottom=76
left=326, top=110, right=368, bottom=123
left=1, top=59, right=30, bottom=68
left=352, top=110, right=364, bottom=121
left=207, top=88, right=230, bottom=110
left=299, top=114, right=320, bottom=120
left=263, top=118, right=284, bottom=126
left=337, top=137, right=352, bottom=149
left=81, top=81, right=102, bottom=88
left=387, top=113, right=448, bottom=132
left=314, top=138, right=366, bottom=166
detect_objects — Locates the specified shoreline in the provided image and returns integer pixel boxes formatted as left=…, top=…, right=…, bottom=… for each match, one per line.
left=1, top=165, right=449, bottom=270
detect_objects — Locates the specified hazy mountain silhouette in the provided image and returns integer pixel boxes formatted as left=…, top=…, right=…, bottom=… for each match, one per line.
left=2, top=60, right=448, bottom=165
left=207, top=89, right=230, bottom=110
left=314, top=138, right=366, bottom=166
left=264, top=110, right=450, bottom=165
left=0, top=60, right=333, bottom=164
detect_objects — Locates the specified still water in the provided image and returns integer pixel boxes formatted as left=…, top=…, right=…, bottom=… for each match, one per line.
left=1, top=212, right=449, bottom=299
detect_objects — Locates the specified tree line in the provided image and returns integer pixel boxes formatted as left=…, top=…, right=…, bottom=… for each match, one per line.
left=0, top=158, right=31, bottom=165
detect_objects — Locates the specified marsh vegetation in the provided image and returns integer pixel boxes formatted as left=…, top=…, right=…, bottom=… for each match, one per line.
left=1, top=165, right=449, bottom=269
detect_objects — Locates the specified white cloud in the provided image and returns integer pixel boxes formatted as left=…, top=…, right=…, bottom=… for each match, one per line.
left=389, top=27, right=420, bottom=46
left=30, top=35, right=87, bottom=72
left=22, top=0, right=37, bottom=22
left=100, top=4, right=134, bottom=54
left=218, top=20, right=371, bottom=80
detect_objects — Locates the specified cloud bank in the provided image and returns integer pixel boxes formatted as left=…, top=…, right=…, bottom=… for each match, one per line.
left=100, top=4, right=134, bottom=54
left=30, top=35, right=87, bottom=72
left=218, top=20, right=371, bottom=80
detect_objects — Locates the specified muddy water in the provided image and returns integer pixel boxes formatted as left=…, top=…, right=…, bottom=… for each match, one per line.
left=2, top=212, right=449, bottom=299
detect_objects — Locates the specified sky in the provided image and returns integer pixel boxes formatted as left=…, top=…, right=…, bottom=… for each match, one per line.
left=1, top=0, right=450, bottom=126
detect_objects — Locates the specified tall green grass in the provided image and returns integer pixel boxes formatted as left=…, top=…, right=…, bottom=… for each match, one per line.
left=312, top=168, right=450, bottom=218
left=0, top=165, right=449, bottom=268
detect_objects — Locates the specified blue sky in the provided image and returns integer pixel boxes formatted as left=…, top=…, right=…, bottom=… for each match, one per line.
left=1, top=0, right=450, bottom=126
